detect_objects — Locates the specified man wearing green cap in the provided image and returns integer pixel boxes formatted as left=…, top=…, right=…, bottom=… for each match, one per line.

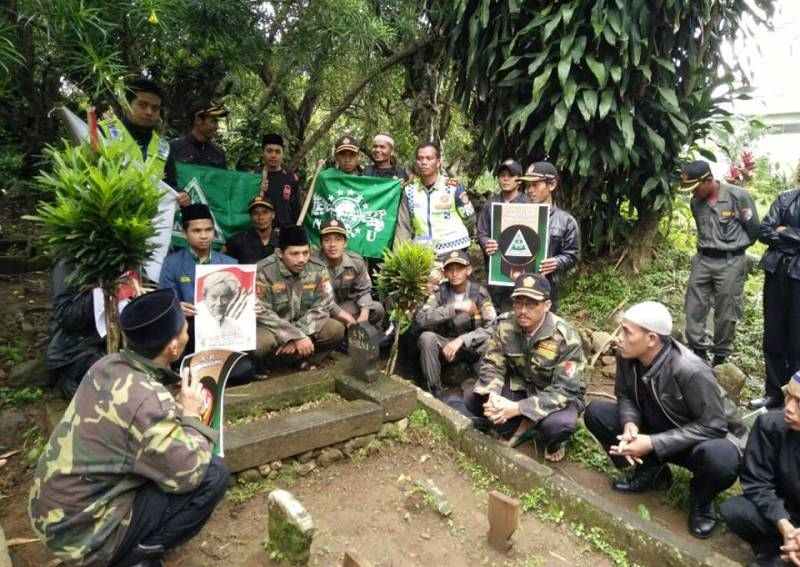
left=465, top=273, right=585, bottom=462
left=415, top=250, right=496, bottom=398
left=315, top=218, right=385, bottom=327
left=680, top=160, right=760, bottom=366
left=29, top=289, right=229, bottom=567
left=722, top=372, right=800, bottom=566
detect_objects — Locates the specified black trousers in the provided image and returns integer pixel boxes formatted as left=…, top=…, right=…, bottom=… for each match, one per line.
left=110, top=456, right=229, bottom=567
left=720, top=495, right=789, bottom=558
left=763, top=264, right=800, bottom=401
left=584, top=401, right=740, bottom=506
left=463, top=385, right=578, bottom=447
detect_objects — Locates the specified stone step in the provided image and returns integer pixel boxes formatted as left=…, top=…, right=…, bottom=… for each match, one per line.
left=223, top=399, right=383, bottom=472
left=224, top=370, right=334, bottom=421
left=334, top=374, right=416, bottom=422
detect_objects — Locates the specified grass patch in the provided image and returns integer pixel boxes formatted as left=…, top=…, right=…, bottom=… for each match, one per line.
left=566, top=423, right=616, bottom=475
left=0, top=337, right=27, bottom=366
left=227, top=468, right=297, bottom=505
left=407, top=407, right=448, bottom=442
left=0, top=386, right=43, bottom=409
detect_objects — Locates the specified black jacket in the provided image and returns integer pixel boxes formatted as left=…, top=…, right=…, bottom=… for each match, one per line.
left=615, top=338, right=747, bottom=459
left=741, top=411, right=800, bottom=525
left=759, top=188, right=800, bottom=280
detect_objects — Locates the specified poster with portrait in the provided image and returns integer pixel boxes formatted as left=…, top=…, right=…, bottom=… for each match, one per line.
left=179, top=349, right=248, bottom=456
left=488, top=203, right=550, bottom=286
left=194, top=265, right=257, bottom=352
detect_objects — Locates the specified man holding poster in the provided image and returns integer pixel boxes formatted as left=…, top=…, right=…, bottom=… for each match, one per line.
left=487, top=200, right=550, bottom=289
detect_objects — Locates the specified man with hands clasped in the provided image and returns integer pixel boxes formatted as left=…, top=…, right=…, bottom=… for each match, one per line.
left=583, top=301, right=746, bottom=539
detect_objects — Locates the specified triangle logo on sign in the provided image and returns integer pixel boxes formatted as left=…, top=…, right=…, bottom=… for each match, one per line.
left=505, top=229, right=532, bottom=257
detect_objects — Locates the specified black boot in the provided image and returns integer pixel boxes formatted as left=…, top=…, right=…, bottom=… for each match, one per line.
left=712, top=354, right=727, bottom=367
left=612, top=464, right=672, bottom=493
left=688, top=500, right=717, bottom=539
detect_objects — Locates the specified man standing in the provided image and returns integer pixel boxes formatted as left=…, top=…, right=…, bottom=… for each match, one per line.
left=416, top=250, right=496, bottom=398
left=333, top=135, right=363, bottom=175
left=100, top=78, right=188, bottom=207
left=168, top=102, right=228, bottom=180
left=255, top=226, right=345, bottom=367
left=260, top=133, right=302, bottom=229
left=522, top=161, right=580, bottom=312
left=721, top=372, right=800, bottom=567
left=477, top=159, right=528, bottom=311
left=464, top=274, right=585, bottom=462
left=315, top=218, right=385, bottom=327
left=749, top=187, right=800, bottom=410
left=159, top=204, right=237, bottom=354
left=225, top=195, right=279, bottom=264
left=364, top=133, right=407, bottom=180
left=680, top=160, right=759, bottom=366
left=583, top=301, right=745, bottom=539
left=29, top=289, right=229, bottom=567
left=395, top=142, right=475, bottom=256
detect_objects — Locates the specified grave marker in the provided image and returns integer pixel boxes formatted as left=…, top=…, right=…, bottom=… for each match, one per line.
left=348, top=322, right=381, bottom=382
left=487, top=490, right=520, bottom=552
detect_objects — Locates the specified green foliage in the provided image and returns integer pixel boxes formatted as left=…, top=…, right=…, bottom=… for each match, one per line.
left=27, top=140, right=162, bottom=289
left=447, top=0, right=776, bottom=254
left=377, top=242, right=435, bottom=333
left=570, top=523, right=638, bottom=567
left=0, top=387, right=43, bottom=409
left=0, top=337, right=27, bottom=366
left=566, top=423, right=616, bottom=475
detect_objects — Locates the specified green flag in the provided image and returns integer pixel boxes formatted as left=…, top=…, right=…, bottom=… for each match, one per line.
left=305, top=168, right=401, bottom=259
left=173, top=163, right=261, bottom=248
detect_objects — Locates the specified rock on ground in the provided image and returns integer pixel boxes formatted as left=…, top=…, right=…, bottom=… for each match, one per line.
left=714, top=363, right=746, bottom=405
left=267, top=489, right=314, bottom=564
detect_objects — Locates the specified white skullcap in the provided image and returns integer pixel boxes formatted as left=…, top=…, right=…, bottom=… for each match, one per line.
left=373, top=133, right=395, bottom=147
left=622, top=301, right=673, bottom=336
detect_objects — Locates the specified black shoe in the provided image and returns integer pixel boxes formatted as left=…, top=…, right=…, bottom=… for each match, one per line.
left=712, top=354, right=727, bottom=367
left=748, top=396, right=783, bottom=410
left=612, top=465, right=672, bottom=493
left=691, top=348, right=709, bottom=361
left=688, top=501, right=717, bottom=539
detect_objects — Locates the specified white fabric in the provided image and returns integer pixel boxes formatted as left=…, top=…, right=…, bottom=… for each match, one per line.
left=622, top=301, right=673, bottom=336
left=373, top=134, right=395, bottom=147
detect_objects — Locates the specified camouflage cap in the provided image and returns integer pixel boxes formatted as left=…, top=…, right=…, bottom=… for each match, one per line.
left=190, top=101, right=228, bottom=120
left=511, top=273, right=551, bottom=301
left=248, top=195, right=275, bottom=212
left=679, top=160, right=713, bottom=192
left=520, top=161, right=558, bottom=182
left=335, top=135, right=359, bottom=155
left=320, top=218, right=347, bottom=237
left=442, top=249, right=471, bottom=268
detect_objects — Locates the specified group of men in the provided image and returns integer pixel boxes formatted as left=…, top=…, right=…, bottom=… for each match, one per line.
left=30, top=77, right=800, bottom=567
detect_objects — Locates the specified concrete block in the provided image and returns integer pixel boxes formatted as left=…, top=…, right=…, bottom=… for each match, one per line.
left=224, top=399, right=382, bottom=472
left=335, top=374, right=416, bottom=422
left=224, top=371, right=334, bottom=420
left=267, top=489, right=314, bottom=565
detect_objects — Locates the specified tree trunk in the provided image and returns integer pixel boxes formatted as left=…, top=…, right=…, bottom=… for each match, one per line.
left=103, top=287, right=122, bottom=353
left=384, top=330, right=400, bottom=378
left=627, top=207, right=662, bottom=273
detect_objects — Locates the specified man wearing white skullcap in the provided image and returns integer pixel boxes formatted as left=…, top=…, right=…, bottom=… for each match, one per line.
left=364, top=133, right=408, bottom=180
left=583, top=301, right=746, bottom=540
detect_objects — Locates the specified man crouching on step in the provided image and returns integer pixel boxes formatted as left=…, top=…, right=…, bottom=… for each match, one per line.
left=583, top=301, right=746, bottom=539
left=462, top=273, right=586, bottom=462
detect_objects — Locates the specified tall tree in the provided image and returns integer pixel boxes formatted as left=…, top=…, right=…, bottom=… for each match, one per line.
left=447, top=0, right=774, bottom=266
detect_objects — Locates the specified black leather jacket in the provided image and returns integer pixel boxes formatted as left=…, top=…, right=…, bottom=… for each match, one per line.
left=615, top=338, right=747, bottom=459
left=759, top=188, right=800, bottom=280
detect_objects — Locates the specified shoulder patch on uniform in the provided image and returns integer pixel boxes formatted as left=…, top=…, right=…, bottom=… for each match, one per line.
left=157, top=139, right=170, bottom=159
left=272, top=282, right=286, bottom=293
left=447, top=177, right=459, bottom=187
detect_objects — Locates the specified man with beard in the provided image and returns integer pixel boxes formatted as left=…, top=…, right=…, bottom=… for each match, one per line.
left=364, top=133, right=407, bottom=180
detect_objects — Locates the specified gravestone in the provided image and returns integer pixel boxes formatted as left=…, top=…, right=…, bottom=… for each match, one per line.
left=348, top=322, right=381, bottom=382
left=266, top=489, right=315, bottom=565
left=487, top=490, right=520, bottom=552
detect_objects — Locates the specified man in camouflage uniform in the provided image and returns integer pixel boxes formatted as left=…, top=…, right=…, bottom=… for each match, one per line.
left=464, top=273, right=585, bottom=462
left=255, top=225, right=345, bottom=367
left=29, top=289, right=229, bottom=567
left=416, top=250, right=496, bottom=398
left=680, top=160, right=760, bottom=366
left=315, top=218, right=385, bottom=327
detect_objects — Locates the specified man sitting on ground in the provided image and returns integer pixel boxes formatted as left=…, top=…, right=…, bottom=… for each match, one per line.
left=721, top=371, right=800, bottom=567
left=463, top=273, right=585, bottom=462
left=225, top=195, right=279, bottom=264
left=255, top=226, right=345, bottom=368
left=583, top=301, right=746, bottom=539
left=315, top=218, right=385, bottom=327
left=415, top=250, right=496, bottom=398
left=29, top=289, right=229, bottom=567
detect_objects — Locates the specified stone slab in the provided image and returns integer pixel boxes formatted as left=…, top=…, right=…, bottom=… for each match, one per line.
left=224, top=399, right=382, bottom=472
left=224, top=371, right=334, bottom=421
left=414, top=387, right=473, bottom=438
left=334, top=374, right=416, bottom=422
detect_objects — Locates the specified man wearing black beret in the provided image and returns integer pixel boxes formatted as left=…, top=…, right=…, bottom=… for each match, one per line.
left=254, top=225, right=345, bottom=368
left=29, top=289, right=229, bottom=567
left=260, top=133, right=302, bottom=229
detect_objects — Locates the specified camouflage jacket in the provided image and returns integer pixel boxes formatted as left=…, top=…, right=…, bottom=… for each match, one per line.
left=29, top=350, right=216, bottom=567
left=313, top=250, right=374, bottom=316
left=475, top=312, right=586, bottom=423
left=256, top=253, right=335, bottom=343
left=415, top=281, right=496, bottom=350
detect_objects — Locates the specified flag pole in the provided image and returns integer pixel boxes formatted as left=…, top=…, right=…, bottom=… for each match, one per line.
left=296, top=159, right=326, bottom=226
